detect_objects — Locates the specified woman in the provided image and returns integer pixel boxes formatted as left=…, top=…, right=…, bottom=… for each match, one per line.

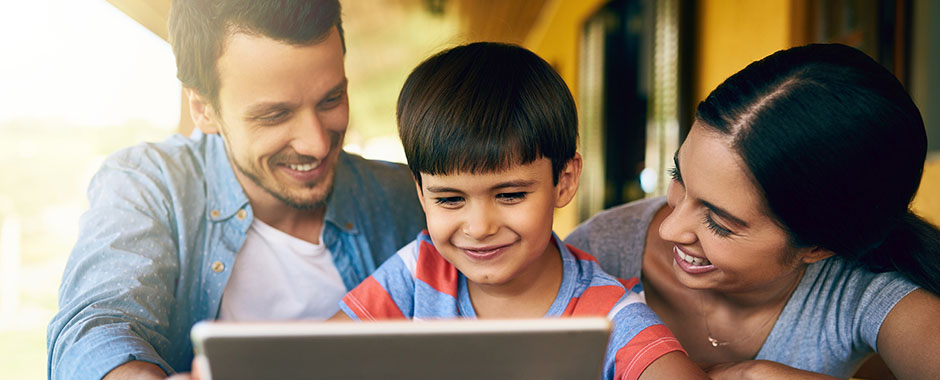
left=566, top=43, right=940, bottom=379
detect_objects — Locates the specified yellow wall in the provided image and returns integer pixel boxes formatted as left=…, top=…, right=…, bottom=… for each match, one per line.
left=694, top=0, right=792, bottom=103
left=528, top=0, right=793, bottom=235
left=913, top=158, right=940, bottom=227
left=525, top=0, right=607, bottom=237
left=526, top=0, right=940, bottom=234
left=525, top=0, right=606, bottom=103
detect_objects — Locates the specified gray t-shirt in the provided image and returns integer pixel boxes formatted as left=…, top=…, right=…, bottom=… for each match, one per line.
left=565, top=197, right=919, bottom=378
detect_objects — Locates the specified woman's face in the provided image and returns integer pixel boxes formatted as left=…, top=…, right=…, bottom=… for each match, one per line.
left=659, top=121, right=824, bottom=294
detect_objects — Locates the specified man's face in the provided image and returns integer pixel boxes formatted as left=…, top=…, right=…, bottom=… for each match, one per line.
left=209, top=27, right=348, bottom=210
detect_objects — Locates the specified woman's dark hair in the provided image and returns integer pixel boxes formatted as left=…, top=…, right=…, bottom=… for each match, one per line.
left=697, top=43, right=940, bottom=295
left=397, top=42, right=578, bottom=186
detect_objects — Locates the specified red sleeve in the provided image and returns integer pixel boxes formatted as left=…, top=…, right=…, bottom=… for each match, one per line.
left=341, top=276, right=406, bottom=321
left=614, top=324, right=686, bottom=380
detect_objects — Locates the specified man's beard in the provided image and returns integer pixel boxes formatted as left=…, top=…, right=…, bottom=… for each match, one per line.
left=221, top=129, right=343, bottom=211
left=238, top=158, right=335, bottom=210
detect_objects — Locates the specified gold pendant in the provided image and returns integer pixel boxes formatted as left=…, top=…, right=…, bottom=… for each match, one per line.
left=707, top=336, right=728, bottom=348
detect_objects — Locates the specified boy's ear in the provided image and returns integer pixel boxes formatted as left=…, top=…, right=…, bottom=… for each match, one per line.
left=186, top=88, right=221, bottom=135
left=798, top=246, right=835, bottom=265
left=554, top=152, right=582, bottom=208
left=414, top=178, right=427, bottom=214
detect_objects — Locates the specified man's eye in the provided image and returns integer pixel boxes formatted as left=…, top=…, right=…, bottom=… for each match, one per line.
left=319, top=93, right=345, bottom=109
left=434, top=196, right=464, bottom=207
left=259, top=111, right=288, bottom=123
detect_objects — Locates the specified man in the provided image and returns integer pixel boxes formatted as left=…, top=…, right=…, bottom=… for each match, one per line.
left=46, top=1, right=425, bottom=379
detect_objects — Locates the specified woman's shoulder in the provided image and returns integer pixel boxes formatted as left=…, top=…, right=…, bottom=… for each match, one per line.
left=801, top=257, right=919, bottom=298
left=565, top=197, right=667, bottom=279
left=759, top=258, right=920, bottom=376
left=568, top=197, right=666, bottom=239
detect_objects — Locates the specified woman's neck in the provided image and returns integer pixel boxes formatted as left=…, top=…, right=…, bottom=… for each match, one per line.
left=643, top=204, right=806, bottom=362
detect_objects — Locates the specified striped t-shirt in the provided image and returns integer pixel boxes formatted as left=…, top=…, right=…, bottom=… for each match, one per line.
left=340, top=231, right=685, bottom=380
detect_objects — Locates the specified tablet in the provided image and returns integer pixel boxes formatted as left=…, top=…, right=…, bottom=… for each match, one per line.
left=191, top=317, right=612, bottom=380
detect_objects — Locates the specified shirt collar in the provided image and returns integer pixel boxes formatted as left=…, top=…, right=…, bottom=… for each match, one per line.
left=202, top=131, right=361, bottom=235
left=323, top=151, right=360, bottom=235
left=201, top=130, right=251, bottom=222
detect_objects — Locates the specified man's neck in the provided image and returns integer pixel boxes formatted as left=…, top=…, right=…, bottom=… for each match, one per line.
left=252, top=202, right=326, bottom=244
left=232, top=165, right=328, bottom=244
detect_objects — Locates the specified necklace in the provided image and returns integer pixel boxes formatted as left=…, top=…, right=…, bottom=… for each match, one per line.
left=700, top=296, right=777, bottom=348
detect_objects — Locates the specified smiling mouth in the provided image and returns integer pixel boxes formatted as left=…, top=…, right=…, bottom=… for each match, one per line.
left=459, top=243, right=513, bottom=260
left=286, top=162, right=320, bottom=172
left=675, top=246, right=712, bottom=266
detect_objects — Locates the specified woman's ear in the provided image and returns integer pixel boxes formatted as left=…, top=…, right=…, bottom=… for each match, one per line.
left=554, top=152, right=582, bottom=208
left=186, top=88, right=221, bottom=134
left=799, top=246, right=835, bottom=264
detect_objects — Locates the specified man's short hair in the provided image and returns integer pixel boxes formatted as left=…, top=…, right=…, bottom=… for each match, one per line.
left=397, top=42, right=578, bottom=185
left=168, top=0, right=345, bottom=108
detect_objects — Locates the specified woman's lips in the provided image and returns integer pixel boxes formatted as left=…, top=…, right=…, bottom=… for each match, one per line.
left=673, top=245, right=717, bottom=274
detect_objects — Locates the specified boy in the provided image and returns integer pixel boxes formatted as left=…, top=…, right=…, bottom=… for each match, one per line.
left=334, top=42, right=707, bottom=380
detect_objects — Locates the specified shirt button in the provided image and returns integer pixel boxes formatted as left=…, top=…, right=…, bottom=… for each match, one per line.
left=211, top=261, right=225, bottom=273
left=210, top=210, right=220, bottom=218
left=345, top=222, right=354, bottom=230
left=236, top=209, right=247, bottom=220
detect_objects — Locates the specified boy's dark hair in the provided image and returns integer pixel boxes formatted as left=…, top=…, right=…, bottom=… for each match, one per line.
left=397, top=42, right=578, bottom=185
left=168, top=0, right=345, bottom=109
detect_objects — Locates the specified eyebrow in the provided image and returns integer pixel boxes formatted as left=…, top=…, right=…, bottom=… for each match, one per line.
left=243, top=78, right=348, bottom=118
left=425, top=179, right=538, bottom=194
left=243, top=101, right=295, bottom=119
left=702, top=201, right=749, bottom=228
left=674, top=148, right=748, bottom=228
left=321, top=79, right=348, bottom=101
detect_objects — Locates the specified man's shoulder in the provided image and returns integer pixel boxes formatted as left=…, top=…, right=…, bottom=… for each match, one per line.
left=335, top=151, right=418, bottom=207
left=104, top=132, right=211, bottom=177
left=88, top=132, right=221, bottom=208
left=578, top=197, right=665, bottom=232
left=338, top=151, right=413, bottom=184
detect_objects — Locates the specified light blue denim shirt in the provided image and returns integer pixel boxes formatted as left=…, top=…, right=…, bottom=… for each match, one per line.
left=47, top=130, right=425, bottom=380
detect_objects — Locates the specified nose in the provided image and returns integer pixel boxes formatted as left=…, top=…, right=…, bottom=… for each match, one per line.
left=658, top=182, right=698, bottom=245
left=290, top=110, right=332, bottom=159
left=462, top=202, right=499, bottom=240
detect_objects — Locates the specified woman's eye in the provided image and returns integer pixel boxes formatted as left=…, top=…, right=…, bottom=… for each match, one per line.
left=434, top=196, right=464, bottom=207
left=496, top=192, right=527, bottom=204
left=668, top=167, right=682, bottom=183
left=704, top=213, right=732, bottom=237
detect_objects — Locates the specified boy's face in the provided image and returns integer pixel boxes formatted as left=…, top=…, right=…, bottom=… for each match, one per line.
left=415, top=155, right=581, bottom=290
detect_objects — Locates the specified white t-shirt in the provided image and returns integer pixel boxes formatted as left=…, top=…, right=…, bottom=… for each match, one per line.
left=218, top=218, right=347, bottom=321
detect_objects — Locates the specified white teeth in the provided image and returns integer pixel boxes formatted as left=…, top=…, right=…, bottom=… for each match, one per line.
left=288, top=163, right=319, bottom=172
left=676, top=247, right=712, bottom=266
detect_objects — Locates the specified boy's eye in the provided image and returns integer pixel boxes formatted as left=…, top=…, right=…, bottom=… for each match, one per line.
left=496, top=192, right=527, bottom=204
left=434, top=196, right=464, bottom=207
